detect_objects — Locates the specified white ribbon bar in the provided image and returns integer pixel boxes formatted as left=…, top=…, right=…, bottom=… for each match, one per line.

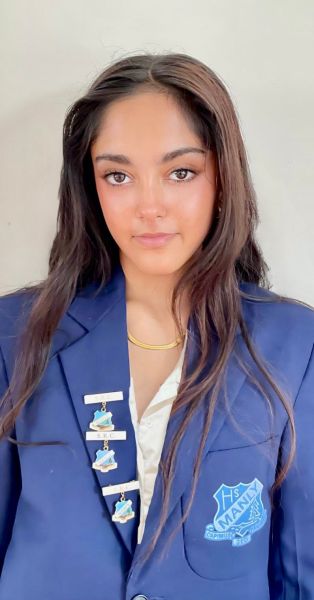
left=84, top=391, right=124, bottom=404
left=102, top=480, right=140, bottom=496
left=86, top=431, right=127, bottom=441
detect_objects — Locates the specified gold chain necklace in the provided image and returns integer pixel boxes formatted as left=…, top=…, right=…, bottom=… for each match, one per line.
left=127, top=330, right=185, bottom=350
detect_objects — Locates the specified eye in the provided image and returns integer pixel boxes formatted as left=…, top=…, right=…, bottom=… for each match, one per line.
left=170, top=168, right=197, bottom=183
left=102, top=171, right=130, bottom=186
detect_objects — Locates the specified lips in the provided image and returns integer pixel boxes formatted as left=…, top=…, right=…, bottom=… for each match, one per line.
left=133, top=233, right=177, bottom=248
left=135, top=233, right=175, bottom=238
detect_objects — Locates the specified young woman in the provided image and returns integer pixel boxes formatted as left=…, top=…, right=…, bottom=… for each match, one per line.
left=0, top=52, right=313, bottom=600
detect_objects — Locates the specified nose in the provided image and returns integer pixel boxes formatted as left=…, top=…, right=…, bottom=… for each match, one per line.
left=135, top=178, right=166, bottom=219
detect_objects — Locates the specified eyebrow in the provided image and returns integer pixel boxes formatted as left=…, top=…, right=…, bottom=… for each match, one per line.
left=95, top=146, right=207, bottom=165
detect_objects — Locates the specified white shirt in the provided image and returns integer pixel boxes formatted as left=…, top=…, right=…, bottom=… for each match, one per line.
left=128, top=334, right=187, bottom=544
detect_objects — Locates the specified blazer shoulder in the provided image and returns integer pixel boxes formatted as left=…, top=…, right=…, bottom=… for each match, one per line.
left=240, top=281, right=314, bottom=352
left=0, top=287, right=38, bottom=343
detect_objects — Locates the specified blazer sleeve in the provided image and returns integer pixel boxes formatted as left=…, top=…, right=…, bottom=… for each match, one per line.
left=269, top=343, right=314, bottom=598
left=0, top=345, right=22, bottom=576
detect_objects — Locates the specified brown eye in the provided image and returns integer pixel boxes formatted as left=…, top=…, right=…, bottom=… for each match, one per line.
left=102, top=171, right=130, bottom=185
left=170, top=168, right=196, bottom=182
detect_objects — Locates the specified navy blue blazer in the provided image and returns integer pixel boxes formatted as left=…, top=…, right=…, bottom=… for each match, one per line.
left=0, top=262, right=314, bottom=600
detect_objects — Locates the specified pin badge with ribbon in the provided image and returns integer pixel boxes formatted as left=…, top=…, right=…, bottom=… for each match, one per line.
left=102, top=480, right=140, bottom=524
left=84, top=391, right=124, bottom=432
left=86, top=431, right=127, bottom=473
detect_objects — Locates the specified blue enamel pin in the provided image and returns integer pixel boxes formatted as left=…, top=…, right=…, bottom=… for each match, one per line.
left=204, top=477, right=267, bottom=547
left=89, top=408, right=114, bottom=431
left=102, top=480, right=140, bottom=524
left=84, top=391, right=124, bottom=432
left=92, top=440, right=118, bottom=473
left=112, top=492, right=135, bottom=524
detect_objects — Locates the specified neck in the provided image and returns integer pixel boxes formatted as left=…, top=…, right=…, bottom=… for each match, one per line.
left=120, top=257, right=190, bottom=336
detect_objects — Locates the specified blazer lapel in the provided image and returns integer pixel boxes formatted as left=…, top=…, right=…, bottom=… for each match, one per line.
left=58, top=263, right=139, bottom=556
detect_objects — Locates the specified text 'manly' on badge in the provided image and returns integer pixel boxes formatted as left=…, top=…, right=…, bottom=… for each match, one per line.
left=204, top=477, right=267, bottom=547
left=84, top=391, right=124, bottom=404
left=102, top=480, right=140, bottom=496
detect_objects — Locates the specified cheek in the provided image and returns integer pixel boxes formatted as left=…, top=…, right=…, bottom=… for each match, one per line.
left=181, top=189, right=215, bottom=237
left=96, top=188, right=131, bottom=235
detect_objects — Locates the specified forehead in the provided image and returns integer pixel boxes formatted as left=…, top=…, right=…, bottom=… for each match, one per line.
left=91, top=91, right=202, bottom=152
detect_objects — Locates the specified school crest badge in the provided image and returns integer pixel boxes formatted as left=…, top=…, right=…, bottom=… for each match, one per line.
left=204, top=477, right=267, bottom=547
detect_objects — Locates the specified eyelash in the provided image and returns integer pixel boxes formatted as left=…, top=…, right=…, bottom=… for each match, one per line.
left=101, top=168, right=197, bottom=186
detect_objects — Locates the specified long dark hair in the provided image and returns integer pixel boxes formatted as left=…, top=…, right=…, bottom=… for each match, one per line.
left=0, top=51, right=306, bottom=563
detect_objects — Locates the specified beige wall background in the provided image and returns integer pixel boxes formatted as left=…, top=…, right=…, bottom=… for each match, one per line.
left=0, top=1, right=313, bottom=304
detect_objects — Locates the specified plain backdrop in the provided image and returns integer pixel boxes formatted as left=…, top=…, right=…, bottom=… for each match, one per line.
left=0, top=0, right=313, bottom=304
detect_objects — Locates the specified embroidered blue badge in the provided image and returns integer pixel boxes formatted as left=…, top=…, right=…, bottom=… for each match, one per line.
left=204, top=477, right=267, bottom=547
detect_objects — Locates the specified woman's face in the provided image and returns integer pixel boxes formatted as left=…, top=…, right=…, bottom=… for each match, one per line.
left=91, top=91, right=217, bottom=277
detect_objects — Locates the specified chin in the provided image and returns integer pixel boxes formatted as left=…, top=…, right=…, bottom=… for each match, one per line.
left=131, top=255, right=185, bottom=277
